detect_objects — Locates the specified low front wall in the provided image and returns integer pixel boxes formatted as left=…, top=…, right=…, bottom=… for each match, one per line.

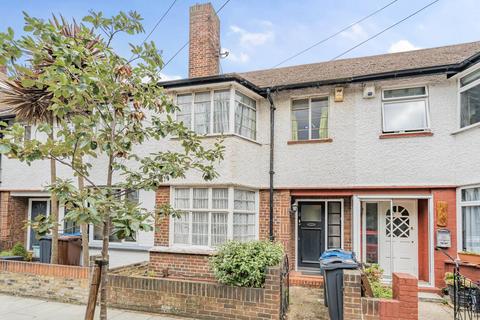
left=0, top=259, right=284, bottom=320
left=108, top=264, right=283, bottom=320
left=343, top=270, right=418, bottom=320
left=0, top=260, right=89, bottom=303
left=149, top=250, right=215, bottom=281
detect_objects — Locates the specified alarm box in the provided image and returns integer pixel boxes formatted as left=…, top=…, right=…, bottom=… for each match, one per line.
left=436, top=228, right=451, bottom=249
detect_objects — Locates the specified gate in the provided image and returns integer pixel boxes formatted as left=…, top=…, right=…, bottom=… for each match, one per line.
left=280, top=255, right=290, bottom=319
left=453, top=263, right=480, bottom=320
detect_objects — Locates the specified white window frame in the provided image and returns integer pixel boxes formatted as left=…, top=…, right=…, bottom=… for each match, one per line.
left=290, top=95, right=330, bottom=141
left=89, top=189, right=140, bottom=245
left=457, top=64, right=480, bottom=131
left=169, top=187, right=259, bottom=249
left=174, top=86, right=258, bottom=141
left=457, top=184, right=480, bottom=253
left=381, top=85, right=430, bottom=133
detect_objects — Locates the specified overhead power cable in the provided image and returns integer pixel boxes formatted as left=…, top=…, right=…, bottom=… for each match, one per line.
left=272, top=0, right=400, bottom=68
left=140, top=0, right=178, bottom=46
left=330, top=0, right=441, bottom=61
left=162, top=0, right=232, bottom=70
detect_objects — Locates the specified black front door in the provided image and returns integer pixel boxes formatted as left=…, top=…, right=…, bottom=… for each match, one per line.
left=298, top=202, right=325, bottom=268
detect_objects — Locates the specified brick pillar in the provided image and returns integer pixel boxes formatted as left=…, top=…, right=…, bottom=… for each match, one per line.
left=392, top=273, right=418, bottom=320
left=154, top=187, right=170, bottom=247
left=188, top=3, right=220, bottom=78
left=343, top=269, right=362, bottom=320
left=259, top=189, right=294, bottom=270
left=0, top=192, right=27, bottom=250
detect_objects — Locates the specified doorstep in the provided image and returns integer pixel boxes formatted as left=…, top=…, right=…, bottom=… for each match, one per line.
left=418, top=292, right=446, bottom=303
left=290, top=271, right=324, bottom=288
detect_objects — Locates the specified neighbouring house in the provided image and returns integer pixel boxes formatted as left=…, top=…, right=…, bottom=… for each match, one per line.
left=0, top=2, right=479, bottom=293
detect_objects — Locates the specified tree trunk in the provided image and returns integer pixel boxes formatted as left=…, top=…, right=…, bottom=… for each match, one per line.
left=77, top=158, right=89, bottom=266
left=100, top=115, right=116, bottom=320
left=49, top=127, right=59, bottom=265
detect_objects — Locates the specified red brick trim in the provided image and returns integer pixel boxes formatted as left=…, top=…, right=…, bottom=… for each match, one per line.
left=287, top=138, right=333, bottom=145
left=0, top=260, right=89, bottom=279
left=379, top=131, right=433, bottom=139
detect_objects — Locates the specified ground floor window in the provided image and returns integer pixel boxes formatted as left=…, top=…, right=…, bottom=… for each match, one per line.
left=461, top=186, right=480, bottom=253
left=172, top=187, right=258, bottom=247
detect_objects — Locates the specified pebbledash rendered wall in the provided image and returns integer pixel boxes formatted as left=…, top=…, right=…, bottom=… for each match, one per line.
left=0, top=259, right=285, bottom=320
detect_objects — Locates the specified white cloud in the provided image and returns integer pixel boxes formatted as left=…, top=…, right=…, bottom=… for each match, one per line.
left=229, top=24, right=274, bottom=47
left=223, top=47, right=250, bottom=64
left=388, top=40, right=422, bottom=53
left=340, top=24, right=368, bottom=41
left=159, top=73, right=182, bottom=81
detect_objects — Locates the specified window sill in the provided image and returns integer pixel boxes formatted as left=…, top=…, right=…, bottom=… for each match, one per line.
left=170, top=133, right=261, bottom=145
left=451, top=122, right=480, bottom=135
left=379, top=131, right=433, bottom=139
left=89, top=241, right=150, bottom=252
left=149, top=245, right=217, bottom=256
left=287, top=138, right=333, bottom=145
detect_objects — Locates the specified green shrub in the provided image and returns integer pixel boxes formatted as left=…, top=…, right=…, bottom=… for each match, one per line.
left=210, top=241, right=284, bottom=288
left=364, top=264, right=393, bottom=298
left=11, top=243, right=28, bottom=259
left=0, top=250, right=12, bottom=257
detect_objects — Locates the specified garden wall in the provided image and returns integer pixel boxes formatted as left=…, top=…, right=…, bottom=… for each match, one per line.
left=343, top=270, right=418, bottom=320
left=108, top=264, right=283, bottom=320
left=0, top=260, right=89, bottom=303
left=0, top=259, right=285, bottom=320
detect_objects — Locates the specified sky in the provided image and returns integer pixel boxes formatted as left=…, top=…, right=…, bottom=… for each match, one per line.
left=0, top=0, right=479, bottom=80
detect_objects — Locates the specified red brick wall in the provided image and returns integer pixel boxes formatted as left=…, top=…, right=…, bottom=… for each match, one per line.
left=188, top=3, right=220, bottom=78
left=149, top=251, right=214, bottom=281
left=0, top=192, right=28, bottom=250
left=154, top=187, right=170, bottom=246
left=259, top=189, right=295, bottom=269
left=432, top=189, right=457, bottom=288
left=108, top=264, right=283, bottom=320
left=344, top=270, right=418, bottom=320
left=418, top=199, right=429, bottom=282
left=0, top=260, right=88, bottom=278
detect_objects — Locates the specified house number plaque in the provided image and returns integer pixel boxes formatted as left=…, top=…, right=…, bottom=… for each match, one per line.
left=436, top=201, right=448, bottom=227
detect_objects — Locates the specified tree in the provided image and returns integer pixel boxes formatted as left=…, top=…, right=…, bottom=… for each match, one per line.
left=0, top=11, right=224, bottom=319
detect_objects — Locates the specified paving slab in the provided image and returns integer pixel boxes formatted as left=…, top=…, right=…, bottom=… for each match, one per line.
left=419, top=301, right=455, bottom=320
left=0, top=294, right=190, bottom=320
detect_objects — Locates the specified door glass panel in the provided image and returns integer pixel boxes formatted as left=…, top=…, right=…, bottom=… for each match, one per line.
left=301, top=204, right=323, bottom=221
left=365, top=203, right=378, bottom=264
left=30, top=200, right=49, bottom=250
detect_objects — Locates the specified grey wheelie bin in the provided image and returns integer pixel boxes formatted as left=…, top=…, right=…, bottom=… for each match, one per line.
left=319, top=249, right=358, bottom=320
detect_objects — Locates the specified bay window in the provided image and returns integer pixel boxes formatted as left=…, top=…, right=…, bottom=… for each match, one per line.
left=172, top=187, right=258, bottom=247
left=175, top=89, right=257, bottom=140
left=291, top=97, right=328, bottom=141
left=461, top=186, right=480, bottom=253
left=382, top=86, right=429, bottom=133
left=234, top=91, right=257, bottom=140
left=459, top=68, right=480, bottom=128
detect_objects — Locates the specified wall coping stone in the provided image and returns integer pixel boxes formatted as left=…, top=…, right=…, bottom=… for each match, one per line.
left=149, top=246, right=216, bottom=255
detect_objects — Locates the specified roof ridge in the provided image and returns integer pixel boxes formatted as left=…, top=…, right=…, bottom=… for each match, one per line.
left=240, top=40, right=480, bottom=75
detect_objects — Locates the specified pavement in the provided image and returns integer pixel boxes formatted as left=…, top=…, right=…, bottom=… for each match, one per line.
left=0, top=294, right=191, bottom=320
left=419, top=301, right=455, bottom=320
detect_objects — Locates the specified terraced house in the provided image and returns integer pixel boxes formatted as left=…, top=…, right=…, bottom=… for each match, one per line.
left=0, top=2, right=479, bottom=293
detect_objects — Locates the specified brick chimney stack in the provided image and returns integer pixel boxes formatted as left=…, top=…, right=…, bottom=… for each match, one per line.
left=189, top=3, right=220, bottom=78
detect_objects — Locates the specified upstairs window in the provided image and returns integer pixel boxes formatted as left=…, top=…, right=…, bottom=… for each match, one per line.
left=234, top=91, right=257, bottom=140
left=175, top=89, right=256, bottom=140
left=460, top=68, right=480, bottom=128
left=291, top=97, right=328, bottom=140
left=382, top=86, right=429, bottom=133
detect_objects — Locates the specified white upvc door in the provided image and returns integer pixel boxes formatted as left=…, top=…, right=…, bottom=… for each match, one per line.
left=378, top=200, right=418, bottom=278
